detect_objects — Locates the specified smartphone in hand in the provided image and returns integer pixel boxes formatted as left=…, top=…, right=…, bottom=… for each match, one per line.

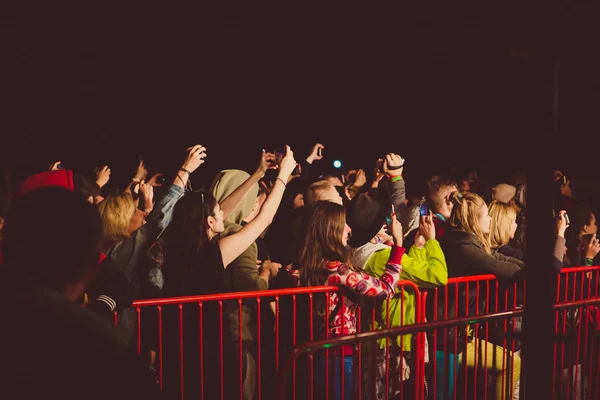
left=419, top=198, right=430, bottom=217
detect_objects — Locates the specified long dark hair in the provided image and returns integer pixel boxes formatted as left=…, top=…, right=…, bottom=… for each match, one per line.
left=164, top=190, right=217, bottom=294
left=298, top=201, right=352, bottom=287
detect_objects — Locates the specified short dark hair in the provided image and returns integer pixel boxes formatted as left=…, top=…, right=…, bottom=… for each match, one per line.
left=427, top=175, right=458, bottom=212
left=2, top=187, right=102, bottom=291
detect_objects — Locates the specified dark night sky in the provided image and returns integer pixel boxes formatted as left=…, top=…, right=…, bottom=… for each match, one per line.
left=1, top=2, right=599, bottom=190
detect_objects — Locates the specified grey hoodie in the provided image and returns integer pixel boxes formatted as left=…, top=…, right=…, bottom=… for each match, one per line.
left=210, top=170, right=264, bottom=344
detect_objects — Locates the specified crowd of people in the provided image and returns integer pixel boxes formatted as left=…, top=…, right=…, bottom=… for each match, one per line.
left=0, top=143, right=599, bottom=400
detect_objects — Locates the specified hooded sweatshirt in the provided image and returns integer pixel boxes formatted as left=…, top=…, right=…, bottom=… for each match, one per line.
left=210, top=170, right=263, bottom=343
left=210, top=169, right=263, bottom=293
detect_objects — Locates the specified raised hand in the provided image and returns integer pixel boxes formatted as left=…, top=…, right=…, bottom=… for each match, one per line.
left=95, top=165, right=111, bottom=188
left=257, top=150, right=277, bottom=177
left=414, top=231, right=427, bottom=248
left=419, top=215, right=436, bottom=242
left=383, top=153, right=405, bottom=177
left=262, top=260, right=283, bottom=279
left=390, top=209, right=403, bottom=247
left=182, top=145, right=207, bottom=173
left=354, top=169, right=367, bottom=188
left=556, top=210, right=569, bottom=238
left=306, top=143, right=325, bottom=164
left=277, top=145, right=297, bottom=182
left=586, top=234, right=600, bottom=260
left=147, top=173, right=165, bottom=187
left=49, top=161, right=62, bottom=171
left=134, top=160, right=148, bottom=182
left=139, top=181, right=154, bottom=207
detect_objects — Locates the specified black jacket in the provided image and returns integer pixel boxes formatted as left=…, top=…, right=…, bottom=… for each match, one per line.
left=430, top=229, right=524, bottom=351
left=0, top=287, right=162, bottom=400
left=440, top=229, right=524, bottom=280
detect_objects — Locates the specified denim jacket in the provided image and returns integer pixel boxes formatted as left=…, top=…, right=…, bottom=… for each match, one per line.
left=90, top=184, right=183, bottom=345
left=104, top=184, right=183, bottom=285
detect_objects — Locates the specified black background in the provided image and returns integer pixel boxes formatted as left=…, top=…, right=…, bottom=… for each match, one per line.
left=1, top=2, right=599, bottom=190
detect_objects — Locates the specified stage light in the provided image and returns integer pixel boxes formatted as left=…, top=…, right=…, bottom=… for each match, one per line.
left=333, top=160, right=342, bottom=169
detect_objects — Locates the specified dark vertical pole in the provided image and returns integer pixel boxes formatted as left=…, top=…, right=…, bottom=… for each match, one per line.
left=522, top=0, right=560, bottom=399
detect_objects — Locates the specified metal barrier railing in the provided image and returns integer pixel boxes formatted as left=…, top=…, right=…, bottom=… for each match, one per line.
left=109, top=266, right=599, bottom=399
left=278, top=297, right=600, bottom=400
left=115, top=281, right=421, bottom=400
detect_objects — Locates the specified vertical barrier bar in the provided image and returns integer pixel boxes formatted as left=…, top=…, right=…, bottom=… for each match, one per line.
left=444, top=286, right=449, bottom=400
left=560, top=299, right=567, bottom=398
left=219, top=301, right=224, bottom=400
left=137, top=307, right=142, bottom=355
left=257, top=298, right=261, bottom=400
left=484, top=279, right=491, bottom=399
left=113, top=311, right=118, bottom=327
left=585, top=273, right=593, bottom=399
left=385, top=296, right=390, bottom=400
left=371, top=297, right=376, bottom=399
left=341, top=295, right=345, bottom=400
left=501, top=288, right=508, bottom=400
left=199, top=303, right=204, bottom=400
left=158, top=305, right=163, bottom=391
left=510, top=281, right=517, bottom=399
left=293, top=295, right=297, bottom=400
left=432, top=288, right=438, bottom=399
left=276, top=296, right=280, bottom=371
left=400, top=288, right=405, bottom=400
left=357, top=304, right=362, bottom=400
left=464, top=283, right=469, bottom=400
left=553, top=274, right=561, bottom=399
left=238, top=299, right=243, bottom=400
left=454, top=283, right=459, bottom=400
left=595, top=333, right=600, bottom=400
left=309, top=293, right=314, bottom=400
left=417, top=289, right=424, bottom=400
left=179, top=304, right=184, bottom=400
left=474, top=282, right=480, bottom=400
left=325, top=292, right=330, bottom=400
left=573, top=305, right=583, bottom=400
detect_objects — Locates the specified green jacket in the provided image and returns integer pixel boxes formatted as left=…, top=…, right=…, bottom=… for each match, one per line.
left=363, top=240, right=447, bottom=350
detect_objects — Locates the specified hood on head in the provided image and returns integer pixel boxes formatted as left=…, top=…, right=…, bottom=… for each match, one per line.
left=210, top=169, right=258, bottom=225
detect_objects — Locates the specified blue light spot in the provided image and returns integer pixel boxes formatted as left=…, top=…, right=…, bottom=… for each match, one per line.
left=333, top=160, right=342, bottom=169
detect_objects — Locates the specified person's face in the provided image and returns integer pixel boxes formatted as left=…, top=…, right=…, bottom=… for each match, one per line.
left=580, top=212, right=598, bottom=238
left=509, top=215, right=518, bottom=239
left=128, top=209, right=147, bottom=234
left=342, top=223, right=351, bottom=246
left=208, top=203, right=225, bottom=234
left=479, top=203, right=491, bottom=234
left=293, top=193, right=304, bottom=209
left=440, top=185, right=458, bottom=215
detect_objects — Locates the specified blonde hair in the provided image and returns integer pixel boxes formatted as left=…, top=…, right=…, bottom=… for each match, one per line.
left=449, top=191, right=491, bottom=253
left=97, top=193, right=136, bottom=245
left=305, top=180, right=336, bottom=205
left=488, top=200, right=517, bottom=249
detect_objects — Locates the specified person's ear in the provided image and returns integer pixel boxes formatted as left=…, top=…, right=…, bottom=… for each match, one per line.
left=207, top=215, right=216, bottom=230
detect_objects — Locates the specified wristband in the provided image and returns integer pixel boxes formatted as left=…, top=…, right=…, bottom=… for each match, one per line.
left=277, top=177, right=287, bottom=187
left=179, top=167, right=191, bottom=175
left=583, top=257, right=594, bottom=266
left=387, top=163, right=404, bottom=171
left=389, top=175, right=403, bottom=183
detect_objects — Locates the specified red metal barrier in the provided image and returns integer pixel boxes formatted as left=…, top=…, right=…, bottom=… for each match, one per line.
left=113, top=281, right=419, bottom=400
left=277, top=296, right=600, bottom=400
left=108, top=266, right=599, bottom=399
